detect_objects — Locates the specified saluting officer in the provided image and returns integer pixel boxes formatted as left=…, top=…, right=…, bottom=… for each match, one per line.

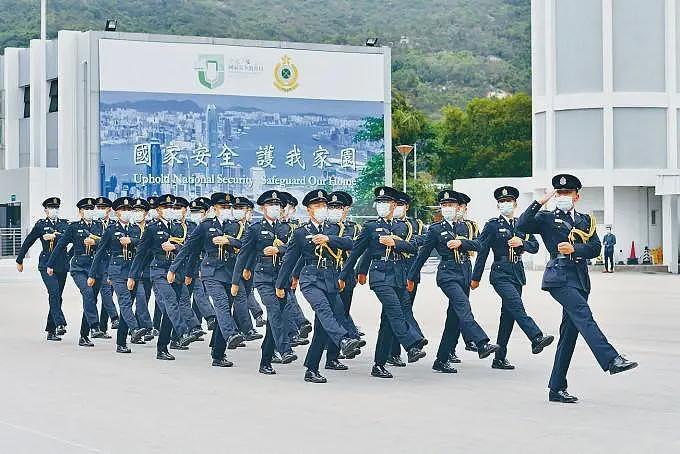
left=275, top=189, right=364, bottom=383
left=128, top=194, right=196, bottom=361
left=470, top=186, right=554, bottom=370
left=340, top=186, right=426, bottom=379
left=407, top=190, right=500, bottom=374
left=87, top=197, right=147, bottom=353
left=95, top=197, right=120, bottom=334
left=231, top=190, right=298, bottom=375
left=517, top=174, right=638, bottom=403
left=16, top=197, right=70, bottom=340
left=168, top=192, right=245, bottom=367
left=186, top=197, right=217, bottom=332
left=47, top=198, right=106, bottom=346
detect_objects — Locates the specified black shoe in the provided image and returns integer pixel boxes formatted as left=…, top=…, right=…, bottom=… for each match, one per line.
left=340, top=337, right=362, bottom=357
left=169, top=340, right=189, bottom=350
left=177, top=333, right=194, bottom=347
left=291, top=335, right=310, bottom=347
left=130, top=338, right=146, bottom=345
left=492, top=358, right=515, bottom=370
left=371, top=364, right=393, bottom=379
left=116, top=345, right=131, bottom=354
left=212, top=356, right=234, bottom=367
left=344, top=350, right=359, bottom=359
left=417, top=338, right=429, bottom=349
left=56, top=325, right=67, bottom=336
left=130, top=328, right=145, bottom=343
left=357, top=329, right=366, bottom=337
left=182, top=331, right=201, bottom=345
left=549, top=389, right=578, bottom=403
left=143, top=334, right=155, bottom=342
left=531, top=334, right=555, bottom=354
left=259, top=364, right=276, bottom=375
left=280, top=351, right=298, bottom=364
left=206, top=316, right=217, bottom=331
left=244, top=330, right=263, bottom=341
left=193, top=335, right=205, bottom=342
left=226, top=333, right=245, bottom=350
left=477, top=343, right=500, bottom=359
left=90, top=328, right=106, bottom=339
left=111, top=318, right=120, bottom=329
left=236, top=342, right=246, bottom=348
left=448, top=352, right=461, bottom=364
left=79, top=336, right=94, bottom=347
left=298, top=321, right=313, bottom=339
left=101, top=331, right=112, bottom=339
left=255, top=315, right=266, bottom=327
left=608, top=355, right=638, bottom=375
left=304, top=369, right=327, bottom=383
left=465, top=341, right=478, bottom=352
left=407, top=347, right=426, bottom=363
left=432, top=359, right=457, bottom=373
left=151, top=328, right=160, bottom=336
left=386, top=355, right=407, bottom=367
left=325, top=360, right=349, bottom=371
left=271, top=352, right=283, bottom=364
left=47, top=332, right=62, bottom=341
left=156, top=350, right=175, bottom=361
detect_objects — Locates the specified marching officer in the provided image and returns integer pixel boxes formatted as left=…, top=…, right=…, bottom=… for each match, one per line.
left=145, top=196, right=163, bottom=336
left=240, top=198, right=267, bottom=328
left=168, top=192, right=246, bottom=367
left=232, top=190, right=298, bottom=375
left=16, top=197, right=70, bottom=340
left=47, top=198, right=106, bottom=346
left=407, top=190, right=500, bottom=374
left=88, top=197, right=147, bottom=353
left=275, top=189, right=364, bottom=383
left=340, top=186, right=427, bottom=379
left=186, top=198, right=217, bottom=331
left=130, top=198, right=155, bottom=341
left=470, top=186, right=554, bottom=370
left=517, top=174, right=638, bottom=403
left=128, top=194, right=196, bottom=361
left=95, top=196, right=120, bottom=334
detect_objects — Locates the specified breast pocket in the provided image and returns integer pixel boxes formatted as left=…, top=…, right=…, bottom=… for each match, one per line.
left=543, top=260, right=567, bottom=286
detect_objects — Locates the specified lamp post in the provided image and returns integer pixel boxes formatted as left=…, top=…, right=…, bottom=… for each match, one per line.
left=395, top=144, right=414, bottom=192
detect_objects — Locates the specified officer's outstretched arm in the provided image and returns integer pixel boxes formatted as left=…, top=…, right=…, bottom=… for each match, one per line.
left=16, top=221, right=42, bottom=265
left=275, top=229, right=302, bottom=289
left=573, top=226, right=602, bottom=260
left=339, top=224, right=370, bottom=282
left=356, top=250, right=370, bottom=276
left=46, top=224, right=73, bottom=269
left=169, top=224, right=201, bottom=274
left=89, top=228, right=113, bottom=279
left=523, top=233, right=540, bottom=254
left=232, top=225, right=257, bottom=286
left=516, top=201, right=545, bottom=234
left=327, top=234, right=352, bottom=251
left=407, top=227, right=438, bottom=282
left=471, top=221, right=493, bottom=282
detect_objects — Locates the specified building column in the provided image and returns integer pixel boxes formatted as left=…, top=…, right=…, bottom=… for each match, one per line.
left=662, top=194, right=679, bottom=273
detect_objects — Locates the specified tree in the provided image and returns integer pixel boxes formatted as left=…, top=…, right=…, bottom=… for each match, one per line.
left=350, top=153, right=385, bottom=216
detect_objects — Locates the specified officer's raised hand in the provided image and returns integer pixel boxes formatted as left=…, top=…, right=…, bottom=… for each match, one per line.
left=242, top=269, right=251, bottom=280
left=263, top=246, right=279, bottom=256
left=161, top=241, right=176, bottom=252
left=127, top=278, right=135, bottom=291
left=508, top=236, right=523, bottom=248
left=406, top=279, right=415, bottom=293
left=87, top=277, right=95, bottom=287
left=379, top=235, right=396, bottom=247
left=167, top=270, right=175, bottom=283
left=16, top=263, right=23, bottom=273
left=447, top=239, right=462, bottom=249
left=275, top=288, right=285, bottom=299
left=47, top=267, right=54, bottom=276
left=557, top=242, right=575, bottom=254
left=470, top=280, right=480, bottom=290
left=184, top=276, right=192, bottom=285
left=312, top=234, right=329, bottom=245
left=538, top=189, right=556, bottom=206
left=230, top=283, right=239, bottom=296
left=357, top=273, right=367, bottom=285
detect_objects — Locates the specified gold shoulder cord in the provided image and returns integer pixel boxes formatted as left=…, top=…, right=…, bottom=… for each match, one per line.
left=465, top=220, right=477, bottom=257
left=333, top=222, right=347, bottom=268
left=167, top=223, right=187, bottom=259
left=86, top=226, right=101, bottom=255
left=399, top=220, right=414, bottom=258
left=568, top=214, right=597, bottom=245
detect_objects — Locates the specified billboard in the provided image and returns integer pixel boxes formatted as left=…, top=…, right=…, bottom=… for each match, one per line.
left=98, top=39, right=388, bottom=206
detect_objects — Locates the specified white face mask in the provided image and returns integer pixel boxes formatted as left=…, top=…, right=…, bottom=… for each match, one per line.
left=313, top=207, right=328, bottom=223
left=132, top=211, right=145, bottom=223
left=498, top=202, right=514, bottom=217
left=455, top=207, right=466, bottom=221
left=146, top=209, right=158, bottom=221
left=189, top=212, right=203, bottom=224
left=205, top=207, right=215, bottom=219
left=393, top=205, right=406, bottom=219
left=83, top=209, right=96, bottom=221
left=555, top=195, right=574, bottom=212
left=217, top=208, right=231, bottom=223
left=160, top=208, right=176, bottom=221
left=328, top=208, right=343, bottom=224
left=441, top=206, right=457, bottom=222
left=119, top=211, right=134, bottom=223
left=232, top=209, right=246, bottom=221
left=265, top=205, right=281, bottom=220
left=376, top=202, right=391, bottom=218
left=46, top=208, right=59, bottom=220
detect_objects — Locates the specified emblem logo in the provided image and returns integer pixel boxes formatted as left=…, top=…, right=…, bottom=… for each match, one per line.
left=273, top=55, right=299, bottom=92
left=502, top=188, right=508, bottom=196
left=53, top=198, right=58, bottom=204
left=195, top=54, right=225, bottom=89
left=560, top=176, right=567, bottom=186
left=318, top=191, right=323, bottom=198
left=166, top=196, right=171, bottom=202
left=124, top=199, right=129, bottom=205
left=225, top=194, right=231, bottom=201
left=272, top=192, right=278, bottom=199
left=379, top=189, right=385, bottom=196
left=444, top=192, right=449, bottom=199
left=332, top=195, right=338, bottom=202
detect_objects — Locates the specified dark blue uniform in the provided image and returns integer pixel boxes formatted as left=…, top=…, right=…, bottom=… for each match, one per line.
left=450, top=218, right=479, bottom=354
left=276, top=221, right=353, bottom=373
left=233, top=219, right=294, bottom=368
left=340, top=218, right=424, bottom=366
left=169, top=220, right=201, bottom=336
left=472, top=216, right=543, bottom=361
left=517, top=201, right=619, bottom=391
left=408, top=220, right=492, bottom=364
left=129, top=218, right=190, bottom=353
left=47, top=219, right=105, bottom=338
left=98, top=218, right=120, bottom=331
left=280, top=220, right=311, bottom=343
left=16, top=217, right=70, bottom=334
left=335, top=219, right=362, bottom=339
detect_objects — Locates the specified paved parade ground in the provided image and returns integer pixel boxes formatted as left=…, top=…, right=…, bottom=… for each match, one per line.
left=0, top=259, right=677, bottom=453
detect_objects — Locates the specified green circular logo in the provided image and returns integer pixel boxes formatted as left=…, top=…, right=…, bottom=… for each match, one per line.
left=281, top=67, right=291, bottom=79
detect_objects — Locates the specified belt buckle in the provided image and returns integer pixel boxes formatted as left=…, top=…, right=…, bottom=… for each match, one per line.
left=318, top=258, right=329, bottom=269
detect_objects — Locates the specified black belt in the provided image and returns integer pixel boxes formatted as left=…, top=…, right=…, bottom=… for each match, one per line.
left=209, top=252, right=236, bottom=261
left=549, top=253, right=585, bottom=264
left=440, top=255, right=470, bottom=263
left=370, top=255, right=402, bottom=262
left=440, top=258, right=470, bottom=265
left=302, top=258, right=335, bottom=269
left=495, top=256, right=521, bottom=264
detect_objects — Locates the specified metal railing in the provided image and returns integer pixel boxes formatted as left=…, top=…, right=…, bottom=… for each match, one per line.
left=0, top=228, right=22, bottom=257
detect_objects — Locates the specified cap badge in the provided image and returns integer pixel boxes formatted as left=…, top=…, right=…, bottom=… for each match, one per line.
left=318, top=190, right=323, bottom=198
left=444, top=192, right=449, bottom=199
left=166, top=196, right=171, bottom=202
left=124, top=199, right=129, bottom=205
left=502, top=188, right=508, bottom=196
left=226, top=194, right=230, bottom=201
left=272, top=191, right=277, bottom=199
left=560, top=176, right=566, bottom=185
left=379, top=189, right=385, bottom=196
left=332, top=195, right=338, bottom=202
